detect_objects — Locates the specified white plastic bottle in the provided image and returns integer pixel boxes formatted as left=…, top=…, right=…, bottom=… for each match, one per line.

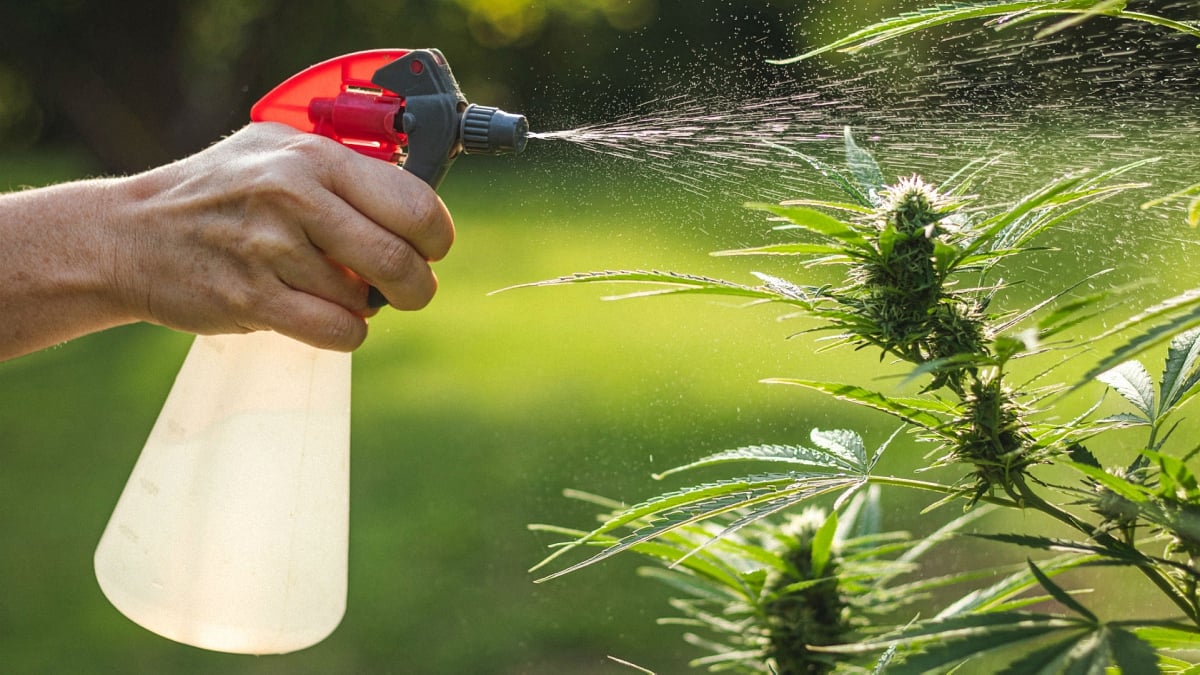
left=94, top=331, right=351, bottom=654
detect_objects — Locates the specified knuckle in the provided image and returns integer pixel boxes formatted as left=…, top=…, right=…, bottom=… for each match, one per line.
left=405, top=192, right=454, bottom=260
left=241, top=227, right=302, bottom=264
left=313, top=313, right=365, bottom=351
left=375, top=237, right=420, bottom=283
left=282, top=132, right=342, bottom=165
left=250, top=164, right=294, bottom=197
left=238, top=161, right=312, bottom=219
left=238, top=145, right=298, bottom=189
left=238, top=136, right=341, bottom=205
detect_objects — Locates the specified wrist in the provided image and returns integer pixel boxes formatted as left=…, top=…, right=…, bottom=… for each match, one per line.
left=84, top=174, right=149, bottom=325
left=99, top=166, right=176, bottom=326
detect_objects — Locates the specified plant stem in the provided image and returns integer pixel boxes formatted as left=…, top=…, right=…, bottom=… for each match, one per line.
left=1116, top=11, right=1200, bottom=40
left=866, top=475, right=1019, bottom=508
left=1014, top=478, right=1200, bottom=626
left=873, top=472, right=1200, bottom=624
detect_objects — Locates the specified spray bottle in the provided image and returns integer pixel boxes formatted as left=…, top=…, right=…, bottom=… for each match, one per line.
left=92, top=49, right=527, bottom=655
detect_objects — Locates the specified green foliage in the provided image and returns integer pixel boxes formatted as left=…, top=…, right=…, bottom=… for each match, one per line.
left=1142, top=183, right=1200, bottom=228
left=527, top=429, right=877, bottom=584
left=1084, top=299, right=1200, bottom=394
left=774, top=1, right=1200, bottom=64
left=526, top=131, right=1200, bottom=672
left=532, top=488, right=1007, bottom=673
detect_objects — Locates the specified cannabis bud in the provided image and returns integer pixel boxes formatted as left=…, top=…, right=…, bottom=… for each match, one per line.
left=844, top=175, right=987, bottom=391
left=766, top=511, right=850, bottom=674
left=953, top=375, right=1036, bottom=502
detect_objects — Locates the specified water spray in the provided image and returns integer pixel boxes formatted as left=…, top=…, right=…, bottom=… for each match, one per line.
left=92, top=49, right=526, bottom=655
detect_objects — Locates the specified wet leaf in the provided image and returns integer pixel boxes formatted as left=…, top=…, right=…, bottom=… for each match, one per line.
left=778, top=197, right=874, bottom=214
left=652, top=442, right=863, bottom=479
left=994, top=630, right=1092, bottom=675
left=870, top=645, right=897, bottom=674
left=774, top=0, right=1200, bottom=63
left=1096, top=361, right=1156, bottom=420
left=753, top=141, right=872, bottom=206
left=711, top=242, right=849, bottom=257
left=938, top=554, right=1105, bottom=616
left=820, top=612, right=1082, bottom=653
left=1027, top=558, right=1098, bottom=623
left=762, top=378, right=949, bottom=434
left=1160, top=328, right=1200, bottom=414
left=1080, top=289, right=1200, bottom=386
left=529, top=474, right=800, bottom=577
left=844, top=126, right=885, bottom=200
left=1108, top=627, right=1160, bottom=675
left=811, top=511, right=839, bottom=578
left=810, top=428, right=869, bottom=471
left=745, top=203, right=870, bottom=250
left=531, top=473, right=858, bottom=582
left=962, top=172, right=1088, bottom=258
left=1132, top=624, right=1200, bottom=651
left=1034, top=0, right=1125, bottom=38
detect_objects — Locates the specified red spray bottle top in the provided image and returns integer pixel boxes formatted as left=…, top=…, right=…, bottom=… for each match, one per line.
left=251, top=49, right=527, bottom=188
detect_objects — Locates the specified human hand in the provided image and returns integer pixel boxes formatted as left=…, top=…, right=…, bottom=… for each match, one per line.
left=110, top=122, right=455, bottom=351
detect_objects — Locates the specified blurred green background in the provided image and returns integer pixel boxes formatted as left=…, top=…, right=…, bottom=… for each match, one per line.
left=2, top=1, right=1199, bottom=673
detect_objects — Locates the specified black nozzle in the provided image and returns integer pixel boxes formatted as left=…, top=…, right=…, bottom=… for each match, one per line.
left=461, top=104, right=528, bottom=155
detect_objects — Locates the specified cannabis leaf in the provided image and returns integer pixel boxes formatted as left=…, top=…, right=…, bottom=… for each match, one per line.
left=528, top=472, right=863, bottom=582
left=1159, top=328, right=1200, bottom=413
left=761, top=379, right=950, bottom=434
left=1098, top=360, right=1156, bottom=421
left=743, top=203, right=871, bottom=252
left=652, top=428, right=879, bottom=480
left=819, top=558, right=1171, bottom=674
left=774, top=1, right=1200, bottom=64
left=844, top=126, right=885, bottom=202
left=491, top=269, right=819, bottom=305
left=1090, top=328, right=1200, bottom=449
left=1143, top=182, right=1200, bottom=228
left=1084, top=292, right=1200, bottom=385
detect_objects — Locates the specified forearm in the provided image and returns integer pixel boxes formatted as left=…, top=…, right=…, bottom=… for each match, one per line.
left=0, top=124, right=454, bottom=362
left=0, top=178, right=140, bottom=361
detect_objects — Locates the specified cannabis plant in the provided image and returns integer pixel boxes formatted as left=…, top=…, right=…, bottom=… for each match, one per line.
left=518, top=129, right=1200, bottom=672
left=519, top=3, right=1200, bottom=672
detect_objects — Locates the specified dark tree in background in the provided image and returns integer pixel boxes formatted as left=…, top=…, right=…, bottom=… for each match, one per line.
left=0, top=0, right=811, bottom=173
left=6, top=0, right=1188, bottom=174
left=0, top=1, right=193, bottom=171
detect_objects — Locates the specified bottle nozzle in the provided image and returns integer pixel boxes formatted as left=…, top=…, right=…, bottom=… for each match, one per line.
left=460, top=104, right=528, bottom=155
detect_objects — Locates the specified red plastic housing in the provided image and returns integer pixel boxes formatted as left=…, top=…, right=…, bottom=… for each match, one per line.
left=251, top=50, right=412, bottom=162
